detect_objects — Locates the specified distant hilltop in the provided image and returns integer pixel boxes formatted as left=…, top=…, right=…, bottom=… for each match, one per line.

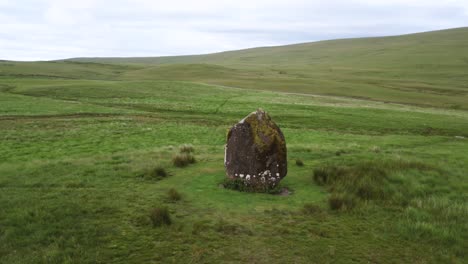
left=66, top=27, right=468, bottom=66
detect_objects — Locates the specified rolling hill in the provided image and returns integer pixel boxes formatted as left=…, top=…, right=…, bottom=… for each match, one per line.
left=68, top=27, right=467, bottom=109
left=1, top=27, right=468, bottom=109
left=69, top=27, right=468, bottom=67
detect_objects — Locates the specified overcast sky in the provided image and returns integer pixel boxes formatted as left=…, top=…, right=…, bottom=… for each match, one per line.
left=1, top=0, right=467, bottom=61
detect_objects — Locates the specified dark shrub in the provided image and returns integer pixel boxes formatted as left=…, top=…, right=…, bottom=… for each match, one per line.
left=179, top=144, right=194, bottom=153
left=172, top=153, right=196, bottom=167
left=295, top=159, right=304, bottom=166
left=167, top=188, right=182, bottom=202
left=149, top=206, right=171, bottom=227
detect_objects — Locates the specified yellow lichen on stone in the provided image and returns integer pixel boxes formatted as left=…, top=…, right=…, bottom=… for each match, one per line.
left=244, top=110, right=286, bottom=159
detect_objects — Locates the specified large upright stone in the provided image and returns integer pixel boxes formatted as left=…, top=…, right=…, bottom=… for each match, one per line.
left=224, top=109, right=287, bottom=189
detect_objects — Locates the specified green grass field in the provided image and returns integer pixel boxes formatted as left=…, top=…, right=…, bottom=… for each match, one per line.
left=1, top=28, right=467, bottom=263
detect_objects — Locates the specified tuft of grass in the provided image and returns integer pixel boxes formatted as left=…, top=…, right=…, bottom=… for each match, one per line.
left=153, top=166, right=168, bottom=177
left=143, top=166, right=168, bottom=180
left=335, top=150, right=346, bottom=156
left=302, top=203, right=323, bottom=215
left=295, top=159, right=304, bottom=166
left=328, top=193, right=357, bottom=211
left=370, top=146, right=381, bottom=153
left=167, top=188, right=182, bottom=202
left=398, top=197, right=468, bottom=247
left=214, top=219, right=253, bottom=236
left=192, top=220, right=211, bottom=235
left=313, top=159, right=436, bottom=209
left=149, top=206, right=172, bottom=227
left=179, top=144, right=195, bottom=153
left=172, top=153, right=196, bottom=167
left=313, top=165, right=348, bottom=186
left=264, top=207, right=292, bottom=216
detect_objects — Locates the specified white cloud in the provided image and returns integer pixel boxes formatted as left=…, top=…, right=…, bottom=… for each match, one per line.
left=0, top=0, right=467, bottom=60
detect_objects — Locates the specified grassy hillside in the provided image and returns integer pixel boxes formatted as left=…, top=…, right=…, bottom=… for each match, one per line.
left=67, top=27, right=468, bottom=109
left=0, top=27, right=467, bottom=263
left=69, top=27, right=468, bottom=66
left=2, top=28, right=468, bottom=109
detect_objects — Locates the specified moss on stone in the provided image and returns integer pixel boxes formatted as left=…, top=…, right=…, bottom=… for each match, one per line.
left=243, top=109, right=286, bottom=162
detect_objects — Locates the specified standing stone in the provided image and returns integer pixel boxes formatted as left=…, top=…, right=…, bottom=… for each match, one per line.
left=224, top=109, right=287, bottom=189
